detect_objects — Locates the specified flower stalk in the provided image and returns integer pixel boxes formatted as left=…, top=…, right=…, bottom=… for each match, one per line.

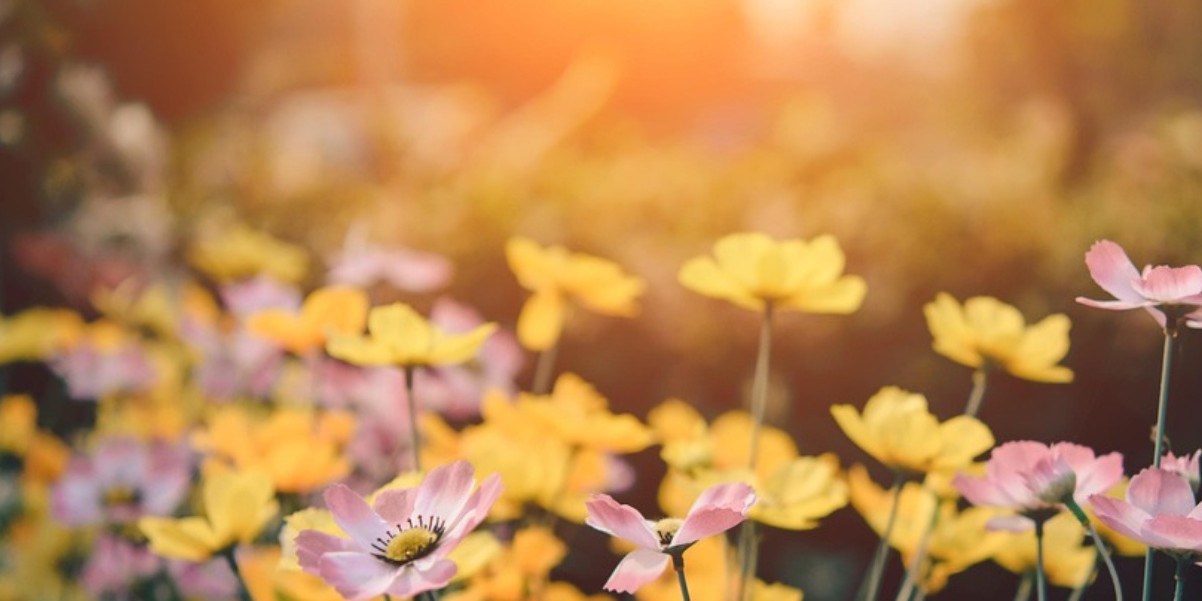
left=963, top=367, right=989, bottom=418
left=1175, top=556, right=1187, bottom=601
left=1064, top=498, right=1122, bottom=601
left=531, top=340, right=560, bottom=396
left=1034, top=518, right=1048, bottom=601
left=1146, top=325, right=1178, bottom=601
left=859, top=471, right=905, bottom=601
left=673, top=553, right=693, bottom=601
left=220, top=547, right=253, bottom=601
left=403, top=365, right=422, bottom=473
left=737, top=302, right=773, bottom=601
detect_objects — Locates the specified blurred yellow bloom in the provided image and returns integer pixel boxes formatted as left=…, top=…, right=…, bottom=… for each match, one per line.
left=445, top=526, right=566, bottom=601
left=491, top=374, right=654, bottom=454
left=187, top=223, right=309, bottom=284
left=506, top=236, right=645, bottom=351
left=991, top=512, right=1095, bottom=589
left=678, top=232, right=866, bottom=314
left=92, top=279, right=218, bottom=340
left=22, top=433, right=71, bottom=487
left=634, top=536, right=803, bottom=601
left=192, top=406, right=353, bottom=494
left=0, top=395, right=36, bottom=455
left=140, top=467, right=278, bottom=561
left=924, top=293, right=1073, bottom=383
left=242, top=545, right=370, bottom=601
left=831, top=386, right=994, bottom=474
left=0, top=308, right=83, bottom=363
left=247, top=286, right=369, bottom=354
left=848, top=465, right=1002, bottom=593
left=327, top=302, right=496, bottom=366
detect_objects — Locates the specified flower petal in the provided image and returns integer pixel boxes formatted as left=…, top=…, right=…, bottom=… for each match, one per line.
left=1126, top=468, right=1197, bottom=517
left=414, top=460, right=477, bottom=524
left=1089, top=495, right=1151, bottom=544
left=673, top=482, right=755, bottom=546
left=386, top=559, right=457, bottom=598
left=1083, top=240, right=1144, bottom=303
left=584, top=494, right=659, bottom=550
left=319, top=551, right=403, bottom=601
left=602, top=549, right=671, bottom=594
left=1133, top=265, right=1202, bottom=303
left=324, top=484, right=390, bottom=551
left=295, top=529, right=356, bottom=575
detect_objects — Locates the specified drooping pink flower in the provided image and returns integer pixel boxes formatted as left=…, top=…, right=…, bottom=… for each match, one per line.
left=1090, top=467, right=1202, bottom=557
left=295, top=460, right=502, bottom=601
left=584, top=482, right=756, bottom=594
left=52, top=436, right=191, bottom=526
left=1076, top=240, right=1202, bottom=329
left=953, top=441, right=1123, bottom=531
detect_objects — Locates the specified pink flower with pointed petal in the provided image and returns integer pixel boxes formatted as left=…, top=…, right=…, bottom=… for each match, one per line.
left=584, top=482, right=756, bottom=594
left=52, top=436, right=191, bottom=526
left=1076, top=240, right=1202, bottom=329
left=1090, top=467, right=1202, bottom=557
left=295, top=460, right=502, bottom=601
left=953, top=441, right=1123, bottom=531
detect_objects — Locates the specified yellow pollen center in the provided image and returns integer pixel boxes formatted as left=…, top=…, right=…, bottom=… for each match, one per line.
left=102, top=486, right=138, bottom=507
left=654, top=518, right=683, bottom=547
left=384, top=527, right=438, bottom=562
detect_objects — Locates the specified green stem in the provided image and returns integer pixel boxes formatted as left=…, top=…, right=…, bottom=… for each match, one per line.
left=963, top=368, right=989, bottom=418
left=1035, top=519, right=1048, bottom=601
left=735, top=520, right=759, bottom=601
left=673, top=553, right=692, bottom=601
left=404, top=365, right=422, bottom=473
left=1013, top=572, right=1033, bottom=601
left=894, top=489, right=941, bottom=601
left=747, top=303, right=774, bottom=467
left=1065, top=498, right=1123, bottom=601
left=859, top=472, right=905, bottom=601
left=1146, top=327, right=1177, bottom=601
left=531, top=340, right=560, bottom=396
left=1175, top=556, right=1187, bottom=601
left=220, top=547, right=252, bottom=601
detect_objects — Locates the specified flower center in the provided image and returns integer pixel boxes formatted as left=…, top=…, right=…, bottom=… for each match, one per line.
left=654, top=518, right=683, bottom=548
left=102, top=485, right=141, bottom=508
left=371, top=516, right=446, bottom=565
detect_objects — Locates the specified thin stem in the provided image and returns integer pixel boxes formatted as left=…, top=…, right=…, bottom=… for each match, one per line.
left=1065, top=498, right=1123, bottom=601
left=894, top=489, right=941, bottom=601
left=1013, top=572, right=1033, bottom=601
left=1175, top=556, right=1187, bottom=601
left=747, top=303, right=775, bottom=467
left=1035, top=519, right=1048, bottom=601
left=963, top=367, right=989, bottom=418
left=220, top=548, right=252, bottom=601
left=403, top=365, right=422, bottom=473
left=858, top=472, right=905, bottom=601
left=735, top=520, right=759, bottom=601
left=531, top=340, right=560, bottom=395
left=673, top=553, right=692, bottom=601
left=1146, top=328, right=1176, bottom=601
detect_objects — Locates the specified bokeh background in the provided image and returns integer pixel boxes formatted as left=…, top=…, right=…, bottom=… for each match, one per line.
left=3, top=0, right=1202, bottom=599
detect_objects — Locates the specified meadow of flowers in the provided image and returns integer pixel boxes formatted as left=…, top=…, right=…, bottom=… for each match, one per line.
left=5, top=2, right=1202, bottom=601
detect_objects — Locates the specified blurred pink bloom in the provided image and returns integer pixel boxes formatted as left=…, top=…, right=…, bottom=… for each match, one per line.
left=168, top=556, right=239, bottom=600
left=584, top=482, right=756, bottom=594
left=80, top=534, right=160, bottom=596
left=326, top=226, right=452, bottom=293
left=50, top=341, right=156, bottom=401
left=1077, top=240, right=1202, bottom=329
left=295, top=460, right=502, bottom=601
left=954, top=441, right=1123, bottom=531
left=219, top=276, right=301, bottom=318
left=417, top=298, right=523, bottom=419
left=52, top=437, right=191, bottom=526
left=1162, top=450, right=1201, bottom=492
left=1091, top=467, right=1202, bottom=556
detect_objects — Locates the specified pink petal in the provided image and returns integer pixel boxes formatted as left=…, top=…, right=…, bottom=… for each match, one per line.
left=686, top=482, right=757, bottom=515
left=584, top=494, right=660, bottom=550
left=324, top=484, right=390, bottom=551
left=319, top=551, right=403, bottom=601
left=953, top=474, right=1011, bottom=507
left=373, top=488, right=418, bottom=524
left=1090, top=495, right=1151, bottom=543
left=1083, top=240, right=1144, bottom=303
left=1133, top=265, right=1202, bottom=303
left=385, top=559, right=457, bottom=598
left=673, top=483, right=755, bottom=547
left=1127, top=468, right=1197, bottom=517
left=1053, top=445, right=1123, bottom=500
left=295, top=530, right=356, bottom=575
left=414, top=461, right=476, bottom=523
left=1074, top=297, right=1154, bottom=311
left=443, top=473, right=503, bottom=543
left=603, top=549, right=671, bottom=594
left=1139, top=515, right=1202, bottom=553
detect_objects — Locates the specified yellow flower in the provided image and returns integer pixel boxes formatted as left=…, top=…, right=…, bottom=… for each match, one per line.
left=0, top=395, right=36, bottom=455
left=923, top=293, right=1073, bottom=383
left=831, top=386, right=994, bottom=474
left=991, top=512, right=1095, bottom=589
left=91, top=279, right=219, bottom=340
left=633, top=535, right=804, bottom=601
left=187, top=223, right=309, bottom=284
left=445, top=526, right=567, bottom=601
left=242, top=545, right=371, bottom=601
left=0, top=308, right=83, bottom=363
left=678, top=232, right=866, bottom=314
left=498, top=373, right=654, bottom=454
left=506, top=236, right=645, bottom=351
left=192, top=406, right=353, bottom=494
left=139, top=467, right=278, bottom=561
left=247, top=286, right=369, bottom=354
left=327, top=302, right=496, bottom=366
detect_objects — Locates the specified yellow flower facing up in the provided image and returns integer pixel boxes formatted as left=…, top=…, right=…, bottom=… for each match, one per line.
left=924, top=293, right=1073, bottom=383
left=247, top=286, right=369, bottom=354
left=506, top=236, right=645, bottom=351
left=327, top=302, right=496, bottom=367
left=187, top=223, right=309, bottom=284
left=140, top=467, right=278, bottom=562
left=678, top=232, right=866, bottom=314
left=831, top=386, right=994, bottom=475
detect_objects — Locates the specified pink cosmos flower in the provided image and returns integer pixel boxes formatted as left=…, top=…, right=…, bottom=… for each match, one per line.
left=1162, top=450, right=1201, bottom=492
left=1076, top=240, right=1202, bottom=329
left=52, top=437, right=191, bottom=526
left=295, top=460, right=502, bottom=600
left=1090, top=467, right=1202, bottom=557
left=953, top=441, right=1123, bottom=531
left=50, top=341, right=157, bottom=401
left=584, top=482, right=756, bottom=594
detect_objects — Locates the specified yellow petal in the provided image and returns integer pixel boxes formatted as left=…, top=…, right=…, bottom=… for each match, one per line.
left=782, top=275, right=867, bottom=314
left=517, top=289, right=566, bottom=352
left=428, top=322, right=498, bottom=365
left=931, top=416, right=994, bottom=471
left=506, top=237, right=559, bottom=291
left=678, top=256, right=763, bottom=311
left=301, top=286, right=369, bottom=339
left=140, top=516, right=221, bottom=561
left=326, top=333, right=395, bottom=366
